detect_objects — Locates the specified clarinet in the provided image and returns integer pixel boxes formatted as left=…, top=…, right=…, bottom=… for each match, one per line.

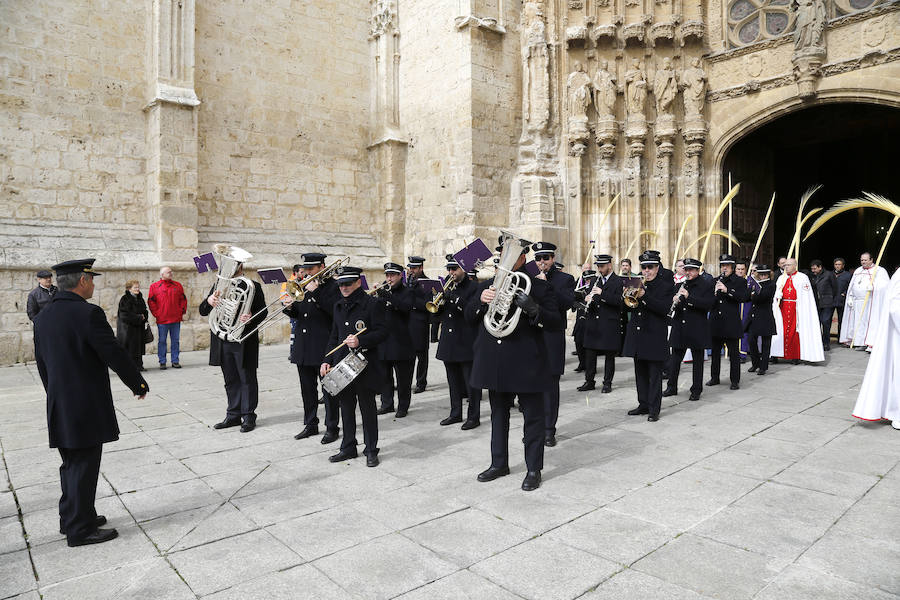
left=667, top=284, right=685, bottom=319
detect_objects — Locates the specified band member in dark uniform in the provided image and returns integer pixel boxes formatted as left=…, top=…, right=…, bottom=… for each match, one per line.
left=746, top=265, right=777, bottom=375
left=321, top=267, right=388, bottom=466
left=577, top=254, right=623, bottom=393
left=707, top=254, right=750, bottom=390
left=571, top=268, right=595, bottom=373
left=282, top=253, right=341, bottom=443
left=374, top=262, right=416, bottom=418
left=34, top=258, right=149, bottom=547
left=664, top=258, right=714, bottom=401
left=436, top=254, right=481, bottom=429
left=406, top=256, right=431, bottom=393
left=199, top=258, right=267, bottom=433
left=623, top=250, right=674, bottom=421
left=467, top=237, right=561, bottom=491
left=532, top=242, right=575, bottom=447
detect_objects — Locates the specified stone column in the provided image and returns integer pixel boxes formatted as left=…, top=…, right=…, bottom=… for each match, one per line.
left=145, top=0, right=200, bottom=263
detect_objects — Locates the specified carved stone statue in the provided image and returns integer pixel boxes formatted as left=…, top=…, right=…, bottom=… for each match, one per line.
left=793, top=0, right=827, bottom=50
left=653, top=57, right=678, bottom=115
left=566, top=61, right=592, bottom=155
left=522, top=1, right=550, bottom=133
left=681, top=57, right=707, bottom=118
left=624, top=58, right=647, bottom=117
left=592, top=59, right=618, bottom=119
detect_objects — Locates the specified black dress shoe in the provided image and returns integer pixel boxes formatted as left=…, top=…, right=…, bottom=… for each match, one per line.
left=521, top=471, right=541, bottom=491
left=240, top=421, right=256, bottom=433
left=172, top=363, right=181, bottom=369
left=601, top=384, right=612, bottom=393
left=366, top=455, right=380, bottom=467
left=440, top=416, right=462, bottom=426
left=67, top=527, right=118, bottom=547
left=706, top=378, right=720, bottom=386
left=477, top=466, right=510, bottom=482
left=571, top=350, right=579, bottom=356
left=321, top=430, right=339, bottom=444
left=771, top=357, right=780, bottom=363
left=544, top=434, right=557, bottom=447
left=377, top=405, right=395, bottom=415
left=213, top=418, right=241, bottom=430
left=576, top=381, right=595, bottom=391
left=293, top=425, right=318, bottom=440
left=662, top=388, right=677, bottom=397
left=647, top=414, right=659, bottom=422
left=413, top=385, right=426, bottom=394
left=627, top=406, right=649, bottom=416
left=729, top=383, right=740, bottom=390
left=60, top=515, right=106, bottom=535
left=395, top=410, right=408, bottom=418
left=573, top=366, right=585, bottom=373
left=329, top=449, right=358, bottom=462
left=791, top=359, right=800, bottom=365
left=461, top=419, right=480, bottom=430
left=688, top=393, right=700, bottom=401
left=748, top=365, right=758, bottom=372
left=756, top=370, right=767, bottom=376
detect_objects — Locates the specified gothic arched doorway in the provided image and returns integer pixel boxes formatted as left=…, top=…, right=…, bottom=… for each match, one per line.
left=721, top=102, right=900, bottom=271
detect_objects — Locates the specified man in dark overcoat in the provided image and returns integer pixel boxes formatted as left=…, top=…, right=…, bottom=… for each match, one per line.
left=746, top=265, right=777, bottom=375
left=374, top=262, right=416, bottom=418
left=34, top=258, right=149, bottom=547
left=578, top=254, right=623, bottom=393
left=664, top=258, right=714, bottom=401
left=571, top=268, right=595, bottom=373
left=406, top=256, right=431, bottom=393
left=623, top=251, right=674, bottom=421
left=707, top=254, right=750, bottom=390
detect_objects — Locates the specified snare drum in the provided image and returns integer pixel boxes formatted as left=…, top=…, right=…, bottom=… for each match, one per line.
left=321, top=350, right=368, bottom=396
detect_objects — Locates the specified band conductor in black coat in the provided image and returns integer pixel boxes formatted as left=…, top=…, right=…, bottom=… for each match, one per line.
left=34, top=258, right=149, bottom=547
left=707, top=254, right=750, bottom=390
left=578, top=254, right=623, bottom=393
left=746, top=265, right=777, bottom=375
left=665, top=258, right=714, bottom=401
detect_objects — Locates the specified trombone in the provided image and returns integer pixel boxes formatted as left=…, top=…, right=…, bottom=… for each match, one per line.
left=426, top=277, right=458, bottom=313
left=234, top=256, right=348, bottom=343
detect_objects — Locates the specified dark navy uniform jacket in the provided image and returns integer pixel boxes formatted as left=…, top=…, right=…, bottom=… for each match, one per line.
left=198, top=279, right=267, bottom=369
left=571, top=275, right=594, bottom=343
left=622, top=274, right=674, bottom=362
left=436, top=276, right=479, bottom=363
left=34, top=291, right=148, bottom=448
left=325, top=287, right=389, bottom=392
left=466, top=271, right=561, bottom=394
left=709, top=273, right=750, bottom=339
left=542, top=267, right=576, bottom=376
left=283, top=278, right=339, bottom=367
left=746, top=279, right=777, bottom=336
left=668, top=276, right=715, bottom=350
left=407, top=276, right=431, bottom=352
left=583, top=272, right=624, bottom=352
left=376, top=283, right=416, bottom=362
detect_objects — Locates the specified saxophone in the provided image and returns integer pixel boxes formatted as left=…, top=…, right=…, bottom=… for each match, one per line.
left=483, top=231, right=532, bottom=338
left=208, top=245, right=256, bottom=342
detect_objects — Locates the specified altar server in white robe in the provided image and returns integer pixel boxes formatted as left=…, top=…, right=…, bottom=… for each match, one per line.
left=771, top=258, right=824, bottom=364
left=840, top=252, right=890, bottom=350
left=852, top=266, right=900, bottom=429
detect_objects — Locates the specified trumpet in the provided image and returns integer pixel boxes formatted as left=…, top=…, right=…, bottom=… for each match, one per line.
left=426, top=277, right=458, bottom=313
left=622, top=279, right=645, bottom=309
left=367, top=281, right=390, bottom=296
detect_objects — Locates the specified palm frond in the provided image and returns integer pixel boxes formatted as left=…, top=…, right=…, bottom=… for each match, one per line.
left=700, top=183, right=741, bottom=264
left=804, top=192, right=900, bottom=240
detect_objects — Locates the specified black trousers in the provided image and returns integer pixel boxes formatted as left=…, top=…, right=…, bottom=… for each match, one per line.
left=634, top=359, right=664, bottom=417
left=444, top=361, right=481, bottom=422
left=574, top=328, right=585, bottom=368
left=667, top=347, right=705, bottom=396
left=297, top=365, right=339, bottom=433
left=414, top=349, right=428, bottom=389
left=381, top=359, right=414, bottom=412
left=710, top=337, right=741, bottom=385
left=748, top=335, right=772, bottom=371
left=58, top=445, right=102, bottom=542
left=543, top=375, right=561, bottom=437
left=584, top=348, right=616, bottom=386
left=818, top=307, right=832, bottom=349
left=488, top=391, right=544, bottom=472
left=336, top=382, right=378, bottom=457
left=222, top=341, right=258, bottom=423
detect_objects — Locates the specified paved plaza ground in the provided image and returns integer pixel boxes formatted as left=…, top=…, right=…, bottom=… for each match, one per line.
left=1, top=341, right=898, bottom=599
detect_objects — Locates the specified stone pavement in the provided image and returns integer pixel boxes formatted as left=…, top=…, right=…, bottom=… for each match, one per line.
left=1, top=342, right=898, bottom=600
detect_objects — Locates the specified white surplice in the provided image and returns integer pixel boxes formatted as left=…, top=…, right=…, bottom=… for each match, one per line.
left=852, top=267, right=900, bottom=422
left=771, top=271, right=824, bottom=362
left=840, top=265, right=890, bottom=348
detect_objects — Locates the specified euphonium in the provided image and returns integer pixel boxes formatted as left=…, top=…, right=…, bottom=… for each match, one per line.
left=208, top=245, right=256, bottom=342
left=484, top=231, right=532, bottom=338
left=426, top=277, right=458, bottom=313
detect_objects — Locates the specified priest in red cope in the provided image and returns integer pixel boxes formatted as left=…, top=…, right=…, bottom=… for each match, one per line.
left=771, top=258, right=824, bottom=364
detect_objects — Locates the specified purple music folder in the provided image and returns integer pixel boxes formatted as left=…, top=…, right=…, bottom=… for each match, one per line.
left=194, top=253, right=218, bottom=274
left=524, top=260, right=540, bottom=277
left=417, top=278, right=442, bottom=295
left=454, top=239, right=493, bottom=272
left=257, top=268, right=288, bottom=284
left=360, top=275, right=369, bottom=291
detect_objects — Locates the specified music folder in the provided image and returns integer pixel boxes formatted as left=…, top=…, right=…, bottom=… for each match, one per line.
left=257, top=268, right=288, bottom=284
left=193, top=253, right=218, bottom=274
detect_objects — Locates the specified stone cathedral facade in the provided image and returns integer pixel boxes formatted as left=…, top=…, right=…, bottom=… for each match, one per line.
left=0, top=0, right=897, bottom=364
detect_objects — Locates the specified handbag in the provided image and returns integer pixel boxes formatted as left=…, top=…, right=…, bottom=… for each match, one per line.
left=143, top=324, right=154, bottom=344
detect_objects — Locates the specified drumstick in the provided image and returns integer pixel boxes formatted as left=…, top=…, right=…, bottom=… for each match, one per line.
left=324, top=328, right=367, bottom=357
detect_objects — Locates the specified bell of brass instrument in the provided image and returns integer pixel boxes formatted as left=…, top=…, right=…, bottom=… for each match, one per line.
left=484, top=230, right=532, bottom=338
left=426, top=277, right=458, bottom=313
left=622, top=279, right=644, bottom=309
left=208, top=245, right=256, bottom=342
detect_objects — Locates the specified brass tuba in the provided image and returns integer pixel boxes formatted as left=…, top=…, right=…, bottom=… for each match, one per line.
left=484, top=231, right=532, bottom=338
left=208, top=245, right=256, bottom=342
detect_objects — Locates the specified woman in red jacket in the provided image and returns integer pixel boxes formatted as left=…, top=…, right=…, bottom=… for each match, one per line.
left=148, top=266, right=187, bottom=369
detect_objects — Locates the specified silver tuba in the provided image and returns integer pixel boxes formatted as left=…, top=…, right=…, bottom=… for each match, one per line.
left=483, top=231, right=532, bottom=338
left=208, top=245, right=256, bottom=342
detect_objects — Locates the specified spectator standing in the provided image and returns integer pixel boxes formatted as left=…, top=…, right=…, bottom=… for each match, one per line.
left=27, top=269, right=57, bottom=322
left=148, top=266, right=187, bottom=369
left=810, top=259, right=838, bottom=351
left=116, top=280, right=149, bottom=371
left=832, top=258, right=851, bottom=342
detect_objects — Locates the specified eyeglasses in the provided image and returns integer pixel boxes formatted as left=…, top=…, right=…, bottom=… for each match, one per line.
left=337, top=281, right=355, bottom=287
left=535, top=255, right=553, bottom=262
